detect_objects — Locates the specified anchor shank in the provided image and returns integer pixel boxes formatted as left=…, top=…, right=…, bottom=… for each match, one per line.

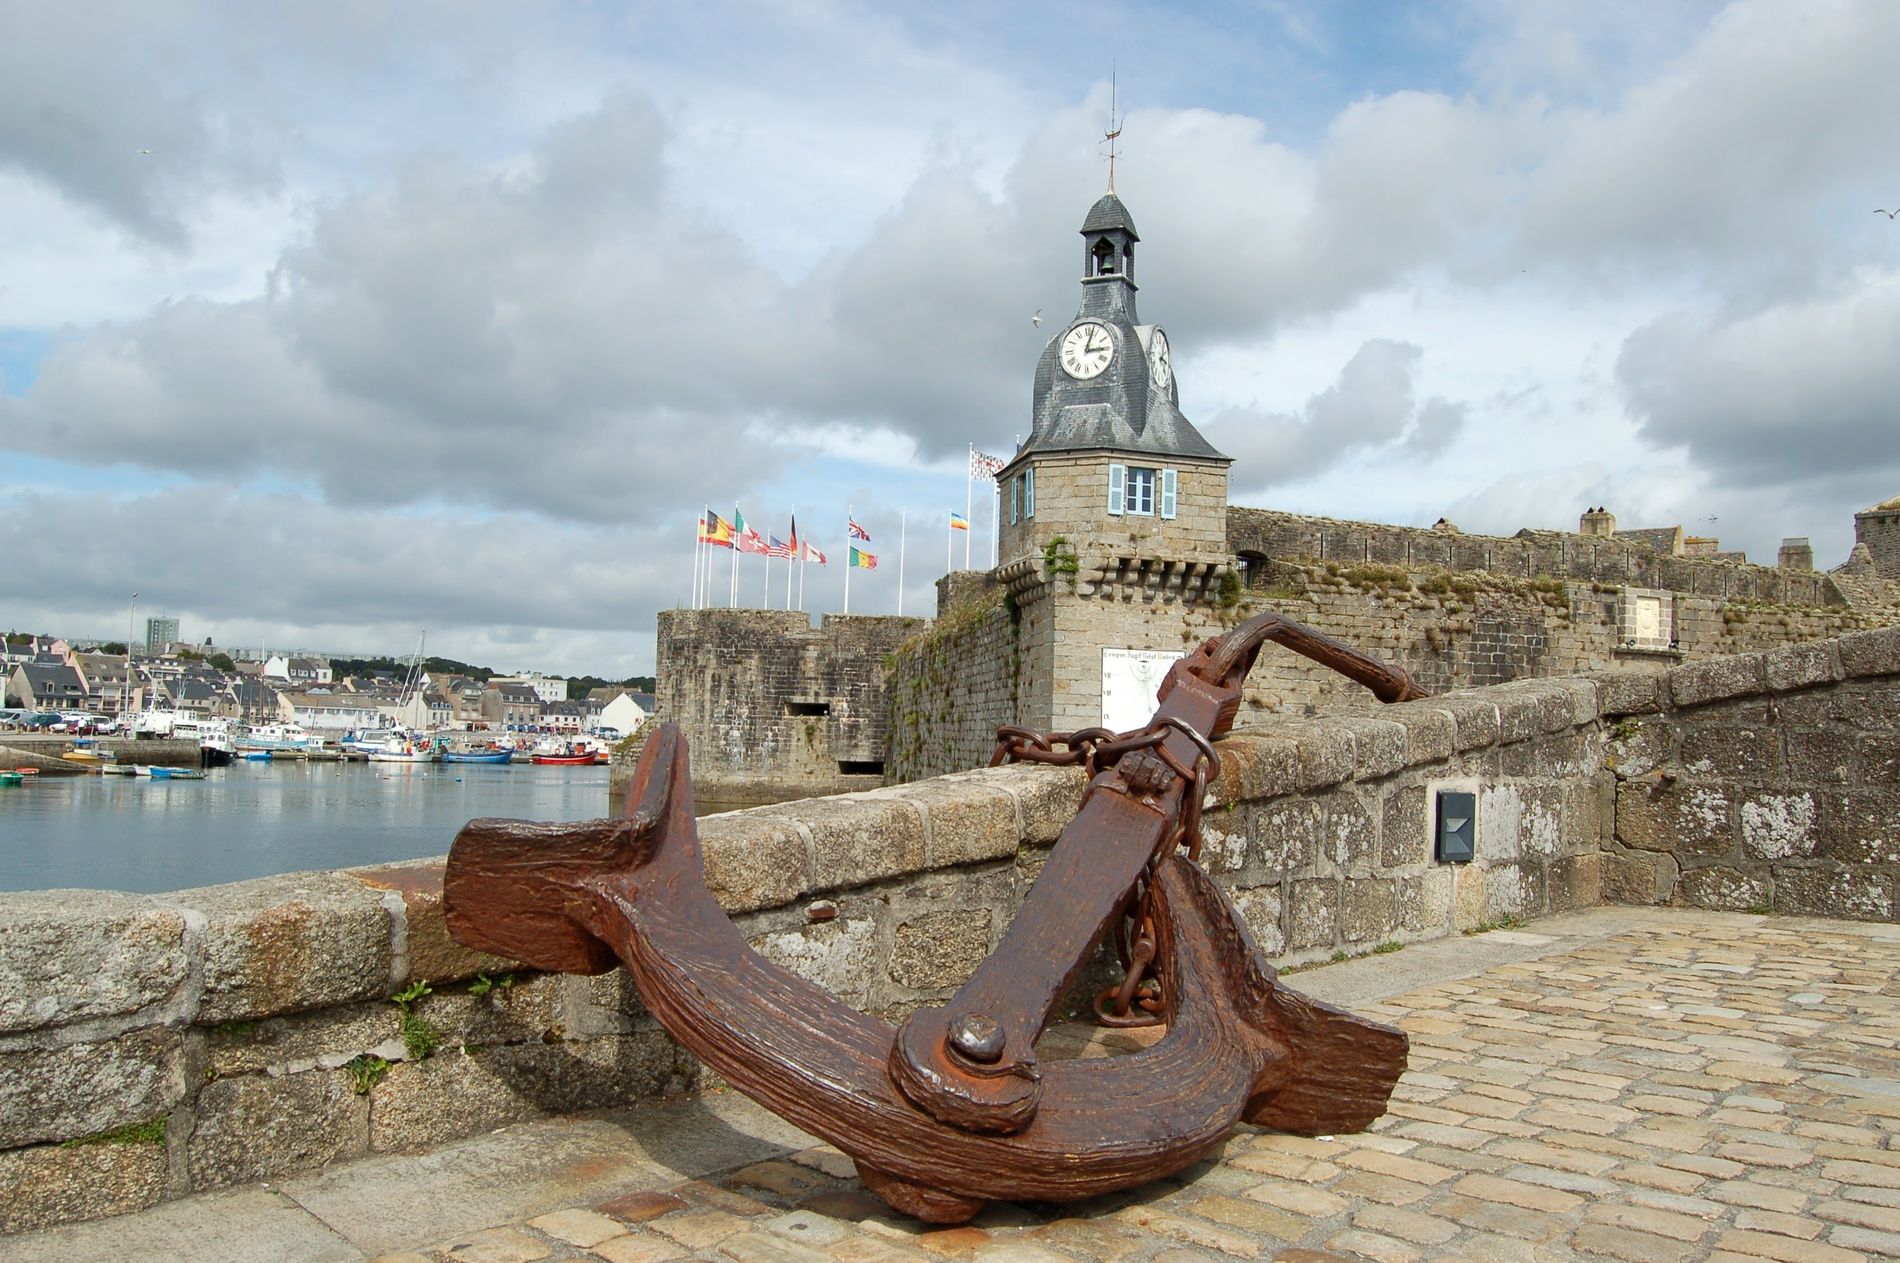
left=888, top=670, right=1235, bottom=1134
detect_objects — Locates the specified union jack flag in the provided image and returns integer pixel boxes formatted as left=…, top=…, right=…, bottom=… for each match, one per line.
left=847, top=518, right=870, bottom=541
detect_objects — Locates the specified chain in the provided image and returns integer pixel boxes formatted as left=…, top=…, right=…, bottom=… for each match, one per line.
left=992, top=716, right=1221, bottom=1026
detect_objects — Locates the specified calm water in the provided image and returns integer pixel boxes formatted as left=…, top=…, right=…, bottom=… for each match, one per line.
left=0, top=760, right=625, bottom=895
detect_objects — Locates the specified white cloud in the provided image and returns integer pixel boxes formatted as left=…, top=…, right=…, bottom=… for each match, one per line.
left=5, top=1, right=1899, bottom=669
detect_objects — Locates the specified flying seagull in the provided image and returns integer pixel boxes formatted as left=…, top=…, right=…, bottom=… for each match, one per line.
left=1031, top=308, right=1043, bottom=327
left=139, top=148, right=151, bottom=156
left=1878, top=208, right=1899, bottom=219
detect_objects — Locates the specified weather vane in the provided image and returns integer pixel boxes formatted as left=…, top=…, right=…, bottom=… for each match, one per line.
left=1101, top=67, right=1123, bottom=193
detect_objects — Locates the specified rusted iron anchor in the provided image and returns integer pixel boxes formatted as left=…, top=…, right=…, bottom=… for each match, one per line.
left=443, top=611, right=1423, bottom=1223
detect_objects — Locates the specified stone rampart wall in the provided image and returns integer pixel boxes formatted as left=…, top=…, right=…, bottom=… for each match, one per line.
left=1228, top=506, right=1842, bottom=606
left=5, top=626, right=1896, bottom=1233
left=885, top=576, right=1024, bottom=782
left=1236, top=563, right=1874, bottom=719
left=1600, top=629, right=1900, bottom=918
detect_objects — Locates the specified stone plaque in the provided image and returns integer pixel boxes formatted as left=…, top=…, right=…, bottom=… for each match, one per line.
left=1633, top=595, right=1662, bottom=642
left=1101, top=647, right=1184, bottom=732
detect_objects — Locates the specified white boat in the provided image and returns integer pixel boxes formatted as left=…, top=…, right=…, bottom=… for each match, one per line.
left=365, top=735, right=438, bottom=763
left=235, top=722, right=315, bottom=754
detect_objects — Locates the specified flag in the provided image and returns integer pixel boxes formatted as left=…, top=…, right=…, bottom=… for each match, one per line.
left=849, top=545, right=877, bottom=570
left=734, top=509, right=769, bottom=554
left=766, top=535, right=794, bottom=559
left=803, top=543, right=828, bottom=565
left=847, top=517, right=870, bottom=541
left=949, top=512, right=969, bottom=532
left=697, top=511, right=733, bottom=547
left=789, top=514, right=799, bottom=554
left=970, top=449, right=1006, bottom=480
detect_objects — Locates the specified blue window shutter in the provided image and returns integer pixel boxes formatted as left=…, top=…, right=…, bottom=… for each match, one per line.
left=1161, top=468, right=1178, bottom=519
left=1025, top=467, right=1035, bottom=518
left=1108, top=463, right=1125, bottom=515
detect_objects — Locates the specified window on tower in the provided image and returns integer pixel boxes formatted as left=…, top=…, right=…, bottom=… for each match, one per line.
left=1125, top=467, right=1155, bottom=515
left=1108, top=464, right=1177, bottom=518
left=1092, top=238, right=1117, bottom=276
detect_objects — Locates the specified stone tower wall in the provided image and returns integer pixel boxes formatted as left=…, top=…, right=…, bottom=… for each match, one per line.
left=998, top=451, right=1229, bottom=570
left=1856, top=508, right=1900, bottom=579
left=655, top=608, right=923, bottom=804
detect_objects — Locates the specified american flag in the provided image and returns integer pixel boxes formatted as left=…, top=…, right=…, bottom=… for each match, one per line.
left=766, top=536, right=795, bottom=559
left=969, top=449, right=1006, bottom=480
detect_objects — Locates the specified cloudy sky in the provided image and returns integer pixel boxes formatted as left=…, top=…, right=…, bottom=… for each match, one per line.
left=4, top=1, right=1897, bottom=677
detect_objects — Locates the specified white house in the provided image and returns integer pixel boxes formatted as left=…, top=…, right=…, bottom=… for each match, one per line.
left=595, top=691, right=651, bottom=736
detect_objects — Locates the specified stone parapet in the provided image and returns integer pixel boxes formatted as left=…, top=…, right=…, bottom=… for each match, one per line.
left=3, top=628, right=1896, bottom=1232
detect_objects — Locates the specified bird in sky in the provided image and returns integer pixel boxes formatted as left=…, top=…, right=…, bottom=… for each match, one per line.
left=1877, top=208, right=1899, bottom=219
left=139, top=148, right=151, bottom=156
left=1031, top=308, right=1043, bottom=327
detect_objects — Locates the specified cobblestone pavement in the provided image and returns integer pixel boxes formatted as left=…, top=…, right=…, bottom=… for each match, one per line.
left=17, top=910, right=1900, bottom=1262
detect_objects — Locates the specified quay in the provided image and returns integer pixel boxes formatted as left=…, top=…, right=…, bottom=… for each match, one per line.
left=0, top=734, right=200, bottom=771
left=9, top=905, right=1897, bottom=1262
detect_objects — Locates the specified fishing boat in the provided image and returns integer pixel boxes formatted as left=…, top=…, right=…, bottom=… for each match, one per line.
left=441, top=748, right=512, bottom=764
left=235, top=723, right=315, bottom=754
left=529, top=748, right=596, bottom=766
left=366, top=736, right=438, bottom=763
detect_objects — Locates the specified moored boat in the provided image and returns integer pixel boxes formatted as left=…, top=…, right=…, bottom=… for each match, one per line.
left=529, top=749, right=596, bottom=765
left=0, top=771, right=22, bottom=787
left=441, top=748, right=512, bottom=764
left=366, top=736, right=438, bottom=763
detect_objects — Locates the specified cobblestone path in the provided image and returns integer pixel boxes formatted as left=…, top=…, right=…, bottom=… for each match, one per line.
left=372, top=912, right=1900, bottom=1263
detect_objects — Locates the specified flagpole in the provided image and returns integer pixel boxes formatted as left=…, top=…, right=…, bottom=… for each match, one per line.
left=992, top=479, right=1000, bottom=568
left=693, top=506, right=705, bottom=609
left=964, top=446, right=973, bottom=569
left=843, top=507, right=852, bottom=615
left=898, top=509, right=907, bottom=617
left=946, top=513, right=953, bottom=575
left=728, top=509, right=739, bottom=608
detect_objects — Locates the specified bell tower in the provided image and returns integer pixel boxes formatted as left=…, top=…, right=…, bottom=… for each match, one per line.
left=992, top=189, right=1235, bottom=734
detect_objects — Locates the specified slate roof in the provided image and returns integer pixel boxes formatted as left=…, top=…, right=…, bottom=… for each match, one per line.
left=1081, top=192, right=1138, bottom=237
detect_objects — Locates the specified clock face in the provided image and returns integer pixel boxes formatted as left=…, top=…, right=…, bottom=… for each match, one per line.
left=1059, top=321, right=1114, bottom=379
left=1148, top=328, right=1173, bottom=390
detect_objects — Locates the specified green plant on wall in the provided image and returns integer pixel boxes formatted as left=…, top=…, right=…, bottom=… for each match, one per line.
left=342, top=1054, right=390, bottom=1095
left=1043, top=535, right=1080, bottom=587
left=60, top=1116, right=168, bottom=1148
left=391, top=979, right=442, bottom=1062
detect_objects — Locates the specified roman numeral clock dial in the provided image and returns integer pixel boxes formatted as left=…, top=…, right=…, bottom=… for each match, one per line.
left=1060, top=321, right=1114, bottom=379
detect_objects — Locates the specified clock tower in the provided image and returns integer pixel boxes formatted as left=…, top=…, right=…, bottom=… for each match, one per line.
left=993, top=192, right=1236, bottom=734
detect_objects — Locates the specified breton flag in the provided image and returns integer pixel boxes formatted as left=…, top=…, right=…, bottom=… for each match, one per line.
left=949, top=512, right=970, bottom=532
left=698, top=510, right=734, bottom=548
left=970, top=449, right=1006, bottom=480
left=766, top=535, right=795, bottom=559
left=847, top=517, right=870, bottom=541
left=849, top=545, right=877, bottom=570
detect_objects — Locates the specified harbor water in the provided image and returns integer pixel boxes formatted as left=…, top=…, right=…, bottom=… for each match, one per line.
left=0, top=759, right=631, bottom=895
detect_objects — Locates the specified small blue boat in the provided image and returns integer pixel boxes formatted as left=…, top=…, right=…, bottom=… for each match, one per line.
left=441, top=749, right=512, bottom=764
left=240, top=750, right=273, bottom=762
